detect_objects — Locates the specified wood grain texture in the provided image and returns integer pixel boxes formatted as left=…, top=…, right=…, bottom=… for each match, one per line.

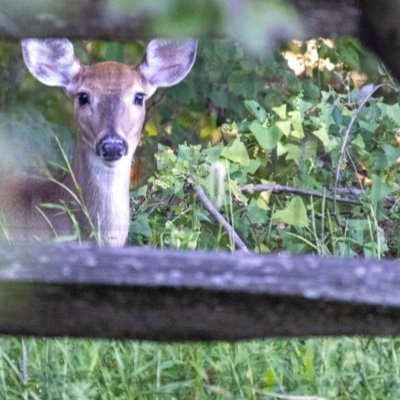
left=0, top=244, right=399, bottom=340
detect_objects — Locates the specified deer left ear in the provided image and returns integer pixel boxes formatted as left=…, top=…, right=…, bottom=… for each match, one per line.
left=21, top=38, right=81, bottom=91
left=139, top=38, right=198, bottom=97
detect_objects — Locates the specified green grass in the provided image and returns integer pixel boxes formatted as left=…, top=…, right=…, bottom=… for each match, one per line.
left=0, top=337, right=399, bottom=399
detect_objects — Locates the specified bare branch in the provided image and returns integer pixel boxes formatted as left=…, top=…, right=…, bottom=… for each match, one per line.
left=242, top=183, right=362, bottom=205
left=195, top=185, right=249, bottom=253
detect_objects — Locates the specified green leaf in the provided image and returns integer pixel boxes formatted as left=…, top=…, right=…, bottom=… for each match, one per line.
left=288, top=110, right=304, bottom=139
left=277, top=141, right=288, bottom=156
left=247, top=199, right=268, bottom=225
left=272, top=196, right=309, bottom=228
left=284, top=144, right=302, bottom=165
left=312, top=126, right=331, bottom=150
left=332, top=106, right=343, bottom=125
left=130, top=214, right=152, bottom=238
left=228, top=71, right=262, bottom=98
left=319, top=104, right=335, bottom=127
left=229, top=180, right=249, bottom=205
left=244, top=100, right=267, bottom=121
left=296, top=98, right=314, bottom=116
left=383, top=144, right=400, bottom=165
left=347, top=219, right=368, bottom=245
left=302, top=80, right=321, bottom=102
left=221, top=137, right=249, bottom=167
left=371, top=175, right=394, bottom=205
left=359, top=119, right=378, bottom=134
left=371, top=150, right=388, bottom=171
left=173, top=179, right=184, bottom=197
left=248, top=159, right=261, bottom=174
left=378, top=103, right=400, bottom=125
left=275, top=120, right=291, bottom=137
left=203, top=145, right=224, bottom=161
left=284, top=140, right=317, bottom=168
left=135, top=184, right=148, bottom=197
left=210, top=88, right=228, bottom=108
left=352, top=134, right=365, bottom=150
left=272, top=104, right=287, bottom=119
left=156, top=145, right=176, bottom=170
left=303, top=344, right=315, bottom=382
left=250, top=121, right=283, bottom=150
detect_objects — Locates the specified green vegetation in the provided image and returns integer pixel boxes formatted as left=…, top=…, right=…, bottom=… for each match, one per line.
left=131, top=38, right=400, bottom=258
left=1, top=338, right=400, bottom=399
left=0, top=37, right=400, bottom=399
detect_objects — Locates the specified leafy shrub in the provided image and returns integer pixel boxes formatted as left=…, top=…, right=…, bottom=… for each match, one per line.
left=0, top=38, right=398, bottom=257
left=130, top=39, right=400, bottom=258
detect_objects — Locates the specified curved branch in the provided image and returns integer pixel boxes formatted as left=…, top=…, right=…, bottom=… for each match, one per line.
left=195, top=186, right=250, bottom=253
left=333, top=84, right=385, bottom=213
left=242, top=183, right=362, bottom=205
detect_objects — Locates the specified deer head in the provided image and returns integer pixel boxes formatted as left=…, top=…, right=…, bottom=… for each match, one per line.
left=22, top=38, right=197, bottom=166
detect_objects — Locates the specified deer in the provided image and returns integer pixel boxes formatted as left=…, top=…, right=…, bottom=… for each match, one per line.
left=0, top=38, right=197, bottom=247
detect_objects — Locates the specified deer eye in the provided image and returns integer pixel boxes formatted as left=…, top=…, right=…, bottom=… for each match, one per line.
left=134, top=93, right=145, bottom=106
left=78, top=92, right=90, bottom=106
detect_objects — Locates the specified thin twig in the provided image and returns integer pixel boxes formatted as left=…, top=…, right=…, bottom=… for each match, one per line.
left=242, top=184, right=362, bottom=205
left=333, top=83, right=385, bottom=213
left=334, top=187, right=364, bottom=197
left=195, top=185, right=250, bottom=253
left=345, top=148, right=365, bottom=193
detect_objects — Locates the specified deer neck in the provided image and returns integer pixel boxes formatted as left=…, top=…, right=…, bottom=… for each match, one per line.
left=68, top=142, right=133, bottom=246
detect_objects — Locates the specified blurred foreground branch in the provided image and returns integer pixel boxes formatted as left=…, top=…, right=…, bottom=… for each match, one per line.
left=0, top=0, right=400, bottom=78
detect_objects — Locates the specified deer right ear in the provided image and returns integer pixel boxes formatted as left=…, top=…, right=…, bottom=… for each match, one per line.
left=21, top=38, right=81, bottom=91
left=139, top=38, right=198, bottom=98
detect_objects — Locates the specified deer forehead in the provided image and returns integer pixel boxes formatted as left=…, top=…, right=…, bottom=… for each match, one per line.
left=75, top=61, right=146, bottom=94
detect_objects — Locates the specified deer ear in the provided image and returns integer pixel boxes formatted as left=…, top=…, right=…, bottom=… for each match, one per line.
left=139, top=38, right=197, bottom=97
left=21, top=38, right=81, bottom=90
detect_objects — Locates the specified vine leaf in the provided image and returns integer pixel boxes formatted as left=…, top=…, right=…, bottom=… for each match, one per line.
left=250, top=121, right=283, bottom=150
left=221, top=137, right=250, bottom=167
left=272, top=196, right=309, bottom=228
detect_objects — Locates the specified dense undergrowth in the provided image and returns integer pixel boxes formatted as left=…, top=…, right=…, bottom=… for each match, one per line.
left=129, top=39, right=400, bottom=259
left=0, top=37, right=399, bottom=399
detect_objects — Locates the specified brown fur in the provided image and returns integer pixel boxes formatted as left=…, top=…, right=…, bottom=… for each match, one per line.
left=0, top=62, right=146, bottom=246
left=1, top=38, right=197, bottom=246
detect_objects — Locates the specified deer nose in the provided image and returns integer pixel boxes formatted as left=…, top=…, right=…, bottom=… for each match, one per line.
left=96, top=135, right=128, bottom=162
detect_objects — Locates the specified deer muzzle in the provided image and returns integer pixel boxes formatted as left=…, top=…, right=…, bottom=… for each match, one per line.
left=96, top=134, right=128, bottom=162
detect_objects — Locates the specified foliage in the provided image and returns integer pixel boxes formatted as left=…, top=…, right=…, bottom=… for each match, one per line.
left=0, top=36, right=400, bottom=400
left=0, top=337, right=400, bottom=399
left=130, top=38, right=400, bottom=258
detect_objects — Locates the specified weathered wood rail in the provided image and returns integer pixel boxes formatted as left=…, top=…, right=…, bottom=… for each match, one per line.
left=0, top=244, right=399, bottom=341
